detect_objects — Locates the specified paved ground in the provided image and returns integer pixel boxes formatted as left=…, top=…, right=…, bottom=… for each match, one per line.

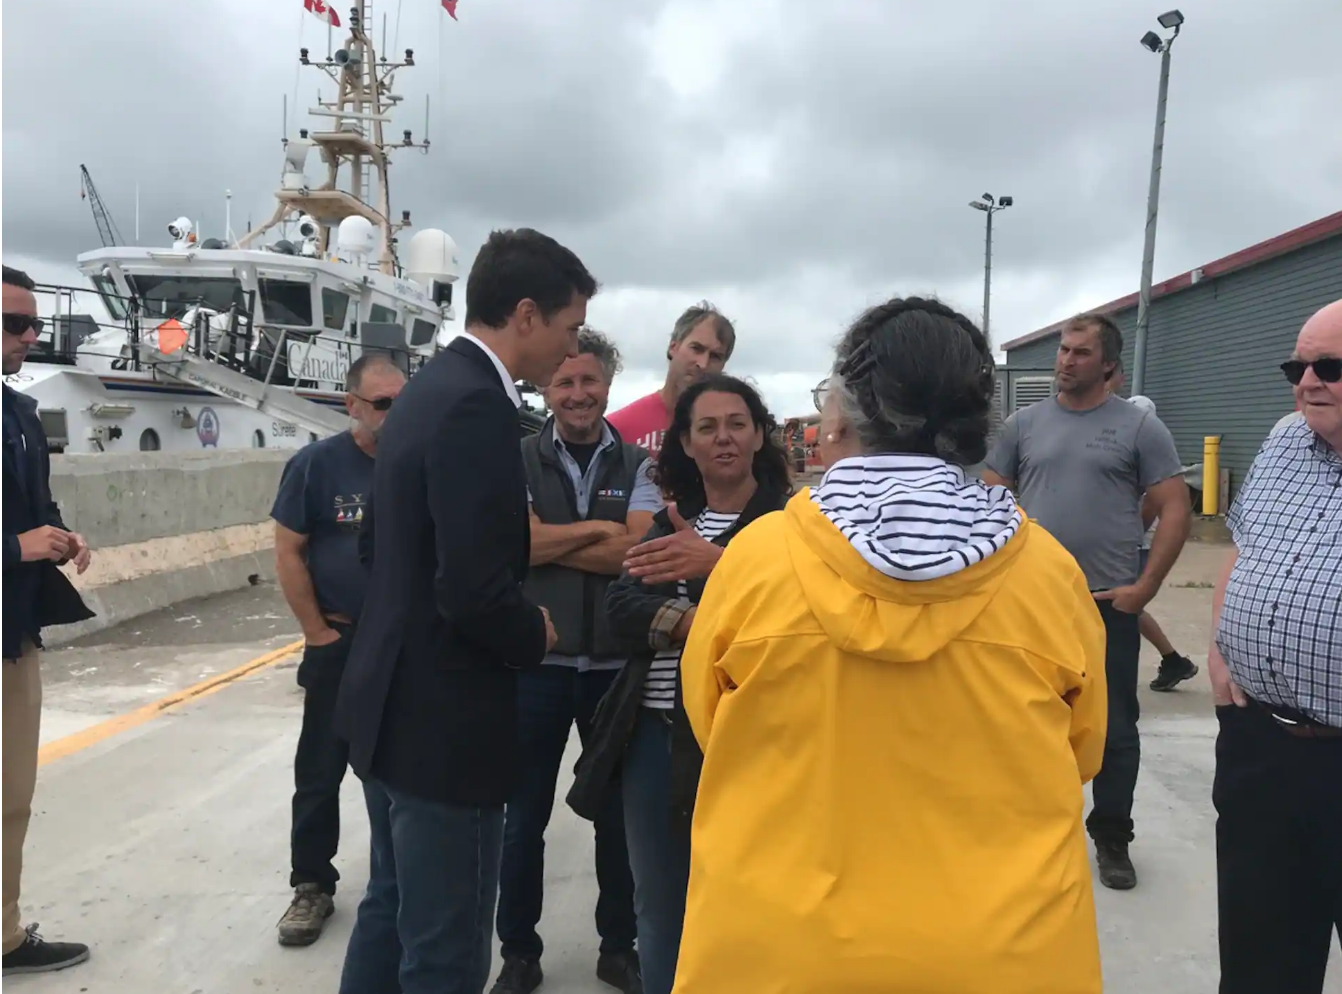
left=10, top=550, right=1341, bottom=993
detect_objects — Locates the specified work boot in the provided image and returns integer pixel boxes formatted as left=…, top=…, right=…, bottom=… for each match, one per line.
left=1150, top=653, right=1198, bottom=691
left=597, top=949, right=644, bottom=994
left=277, top=883, right=335, bottom=946
left=489, top=956, right=544, bottom=994
left=1, top=924, right=90, bottom=976
left=1095, top=841, right=1138, bottom=890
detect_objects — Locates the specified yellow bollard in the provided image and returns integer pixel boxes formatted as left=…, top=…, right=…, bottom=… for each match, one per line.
left=1202, top=436, right=1221, bottom=516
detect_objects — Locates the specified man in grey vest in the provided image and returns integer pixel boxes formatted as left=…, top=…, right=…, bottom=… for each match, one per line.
left=491, top=327, right=661, bottom=994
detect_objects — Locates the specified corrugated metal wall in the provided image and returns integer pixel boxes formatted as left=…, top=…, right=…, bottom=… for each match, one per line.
left=1003, top=234, right=1342, bottom=495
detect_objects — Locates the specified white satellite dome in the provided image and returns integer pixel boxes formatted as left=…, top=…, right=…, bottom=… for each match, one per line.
left=405, top=229, right=460, bottom=285
left=336, top=215, right=377, bottom=259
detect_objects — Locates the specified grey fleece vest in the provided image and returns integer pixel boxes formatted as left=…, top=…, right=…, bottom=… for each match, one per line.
left=521, top=423, right=645, bottom=660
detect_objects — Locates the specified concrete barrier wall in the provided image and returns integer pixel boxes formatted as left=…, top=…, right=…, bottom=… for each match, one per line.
left=43, top=450, right=293, bottom=644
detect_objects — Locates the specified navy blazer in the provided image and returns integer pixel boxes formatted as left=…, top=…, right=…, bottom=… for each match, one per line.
left=2, top=385, right=94, bottom=658
left=334, top=338, right=549, bottom=806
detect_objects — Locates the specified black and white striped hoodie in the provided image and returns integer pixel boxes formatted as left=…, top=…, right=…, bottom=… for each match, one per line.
left=811, top=455, right=1022, bottom=582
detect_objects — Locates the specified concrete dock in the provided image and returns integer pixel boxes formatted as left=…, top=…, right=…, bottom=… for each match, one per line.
left=10, top=543, right=1341, bottom=993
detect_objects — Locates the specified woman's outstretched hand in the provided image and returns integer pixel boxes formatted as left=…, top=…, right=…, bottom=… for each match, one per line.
left=623, top=504, right=724, bottom=584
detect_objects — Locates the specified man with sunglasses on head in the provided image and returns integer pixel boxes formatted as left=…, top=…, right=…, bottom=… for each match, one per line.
left=3, top=265, right=95, bottom=977
left=1208, top=298, right=1342, bottom=994
left=270, top=352, right=406, bottom=947
left=983, top=312, right=1190, bottom=892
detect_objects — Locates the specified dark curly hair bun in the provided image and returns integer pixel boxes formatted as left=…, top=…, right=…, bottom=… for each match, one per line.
left=833, top=296, right=995, bottom=467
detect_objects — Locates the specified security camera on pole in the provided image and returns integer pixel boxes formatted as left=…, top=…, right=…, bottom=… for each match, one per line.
left=968, top=193, right=1013, bottom=347
left=1132, top=9, right=1185, bottom=396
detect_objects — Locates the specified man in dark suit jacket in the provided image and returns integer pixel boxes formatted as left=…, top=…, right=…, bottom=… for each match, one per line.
left=335, top=229, right=597, bottom=994
left=2, top=265, right=95, bottom=978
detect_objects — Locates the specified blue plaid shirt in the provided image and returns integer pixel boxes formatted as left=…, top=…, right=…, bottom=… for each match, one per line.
left=1216, top=417, right=1342, bottom=727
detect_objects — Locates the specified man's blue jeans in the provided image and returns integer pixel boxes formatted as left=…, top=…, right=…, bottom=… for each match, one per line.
left=338, top=779, right=504, bottom=994
left=622, top=708, right=691, bottom=994
left=496, top=664, right=637, bottom=961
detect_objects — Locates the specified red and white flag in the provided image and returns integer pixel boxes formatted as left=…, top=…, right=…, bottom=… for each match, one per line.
left=442, top=0, right=458, bottom=20
left=304, top=0, right=342, bottom=28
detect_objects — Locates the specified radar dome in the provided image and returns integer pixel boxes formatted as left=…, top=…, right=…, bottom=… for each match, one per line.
left=337, top=216, right=377, bottom=259
left=406, top=229, right=460, bottom=284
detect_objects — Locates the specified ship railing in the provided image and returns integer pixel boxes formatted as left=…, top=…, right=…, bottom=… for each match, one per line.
left=24, top=281, right=431, bottom=387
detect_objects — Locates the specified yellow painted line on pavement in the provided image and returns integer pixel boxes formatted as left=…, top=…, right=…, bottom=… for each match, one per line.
left=38, top=638, right=306, bottom=767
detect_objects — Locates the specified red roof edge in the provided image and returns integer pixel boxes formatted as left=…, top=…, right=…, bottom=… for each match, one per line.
left=1001, top=210, right=1342, bottom=353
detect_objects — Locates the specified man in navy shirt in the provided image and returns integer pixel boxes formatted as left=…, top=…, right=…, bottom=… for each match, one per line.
left=271, top=353, right=405, bottom=946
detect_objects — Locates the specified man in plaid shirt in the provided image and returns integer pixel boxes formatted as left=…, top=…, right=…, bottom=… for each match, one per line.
left=1208, top=297, right=1342, bottom=994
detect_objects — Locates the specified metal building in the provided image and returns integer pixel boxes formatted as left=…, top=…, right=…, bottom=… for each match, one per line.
left=999, top=211, right=1342, bottom=500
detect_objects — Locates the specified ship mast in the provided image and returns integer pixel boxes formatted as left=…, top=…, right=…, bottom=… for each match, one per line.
left=239, top=0, right=430, bottom=275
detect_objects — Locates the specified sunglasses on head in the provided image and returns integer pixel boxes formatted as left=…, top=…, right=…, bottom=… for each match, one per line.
left=352, top=392, right=395, bottom=411
left=1281, top=357, right=1342, bottom=385
left=2, top=314, right=44, bottom=337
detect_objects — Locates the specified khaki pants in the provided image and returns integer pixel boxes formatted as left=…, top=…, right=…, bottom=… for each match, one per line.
left=2, top=642, right=41, bottom=954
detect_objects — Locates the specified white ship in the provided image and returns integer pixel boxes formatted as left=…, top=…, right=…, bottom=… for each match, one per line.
left=7, top=1, right=544, bottom=454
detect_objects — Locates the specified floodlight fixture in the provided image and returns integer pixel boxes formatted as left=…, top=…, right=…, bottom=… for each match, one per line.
left=1157, top=9, right=1184, bottom=28
left=1140, top=30, right=1162, bottom=52
left=970, top=201, right=989, bottom=211
left=999, top=195, right=1014, bottom=207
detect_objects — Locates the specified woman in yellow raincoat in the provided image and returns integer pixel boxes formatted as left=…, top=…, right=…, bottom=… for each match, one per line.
left=673, top=297, right=1108, bottom=994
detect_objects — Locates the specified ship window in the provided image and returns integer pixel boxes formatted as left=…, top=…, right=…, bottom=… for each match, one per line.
left=38, top=410, right=69, bottom=449
left=410, top=318, right=438, bottom=347
left=322, top=288, right=350, bottom=330
left=259, top=279, right=314, bottom=326
left=369, top=304, right=397, bottom=325
left=91, top=274, right=128, bottom=321
left=129, top=275, right=245, bottom=321
left=139, top=428, right=161, bottom=451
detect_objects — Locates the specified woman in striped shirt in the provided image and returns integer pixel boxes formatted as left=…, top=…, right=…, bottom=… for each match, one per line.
left=571, top=374, right=791, bottom=994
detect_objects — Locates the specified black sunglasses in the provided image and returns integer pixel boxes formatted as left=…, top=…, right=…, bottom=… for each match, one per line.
left=1281, top=358, right=1342, bottom=385
left=2, top=314, right=44, bottom=337
left=351, top=392, right=395, bottom=411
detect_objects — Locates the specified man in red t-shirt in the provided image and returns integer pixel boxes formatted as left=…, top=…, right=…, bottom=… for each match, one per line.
left=607, top=301, right=735, bottom=457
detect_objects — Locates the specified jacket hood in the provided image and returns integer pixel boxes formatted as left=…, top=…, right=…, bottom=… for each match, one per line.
left=787, top=455, right=1026, bottom=664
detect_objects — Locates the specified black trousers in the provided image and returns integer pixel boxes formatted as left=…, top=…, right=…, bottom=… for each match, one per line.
left=290, top=624, right=353, bottom=895
left=1085, top=601, right=1142, bottom=844
left=1214, top=701, right=1342, bottom=994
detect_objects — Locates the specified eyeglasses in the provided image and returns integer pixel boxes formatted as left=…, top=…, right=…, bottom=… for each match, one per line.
left=811, top=378, right=830, bottom=413
left=2, top=314, right=44, bottom=337
left=1281, top=358, right=1342, bottom=385
left=351, top=392, right=395, bottom=411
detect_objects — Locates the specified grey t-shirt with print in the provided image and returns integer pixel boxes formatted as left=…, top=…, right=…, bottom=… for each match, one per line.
left=985, top=395, right=1183, bottom=590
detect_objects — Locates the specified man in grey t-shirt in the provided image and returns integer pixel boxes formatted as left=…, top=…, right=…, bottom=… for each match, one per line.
left=984, top=312, right=1190, bottom=891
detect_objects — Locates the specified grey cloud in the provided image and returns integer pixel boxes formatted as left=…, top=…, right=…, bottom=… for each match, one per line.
left=4, top=0, right=1339, bottom=386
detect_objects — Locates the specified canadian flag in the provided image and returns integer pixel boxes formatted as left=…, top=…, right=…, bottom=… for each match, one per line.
left=304, top=0, right=342, bottom=28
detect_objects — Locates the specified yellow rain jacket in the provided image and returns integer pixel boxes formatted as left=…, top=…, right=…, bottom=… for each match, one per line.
left=674, top=489, right=1107, bottom=994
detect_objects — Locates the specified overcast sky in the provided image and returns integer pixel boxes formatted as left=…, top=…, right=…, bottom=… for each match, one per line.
left=4, top=0, right=1340, bottom=415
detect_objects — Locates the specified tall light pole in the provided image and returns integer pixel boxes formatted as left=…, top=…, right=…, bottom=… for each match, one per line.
left=969, top=193, right=1013, bottom=346
left=1132, top=9, right=1184, bottom=395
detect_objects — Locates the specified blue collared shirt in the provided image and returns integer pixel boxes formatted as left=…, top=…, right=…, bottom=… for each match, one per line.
left=1216, top=417, right=1342, bottom=727
left=529, top=420, right=663, bottom=671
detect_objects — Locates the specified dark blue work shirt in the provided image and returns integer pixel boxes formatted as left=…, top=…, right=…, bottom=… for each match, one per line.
left=271, top=431, right=374, bottom=620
